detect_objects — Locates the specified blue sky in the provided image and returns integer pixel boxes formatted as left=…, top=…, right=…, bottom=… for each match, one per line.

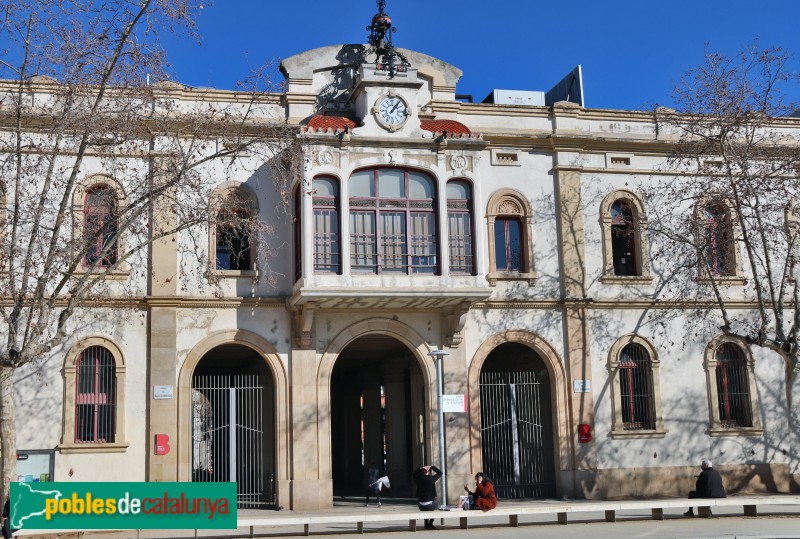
left=166, top=0, right=800, bottom=111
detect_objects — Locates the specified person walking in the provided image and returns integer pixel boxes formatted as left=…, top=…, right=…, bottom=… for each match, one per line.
left=365, top=460, right=382, bottom=507
left=2, top=494, right=13, bottom=539
left=463, top=472, right=497, bottom=511
left=413, top=465, right=442, bottom=530
left=684, top=459, right=726, bottom=516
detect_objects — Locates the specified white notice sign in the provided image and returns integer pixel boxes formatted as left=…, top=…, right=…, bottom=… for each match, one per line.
left=153, top=385, right=174, bottom=400
left=572, top=380, right=591, bottom=393
left=441, top=394, right=467, bottom=413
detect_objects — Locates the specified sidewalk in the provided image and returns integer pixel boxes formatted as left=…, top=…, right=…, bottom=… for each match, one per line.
left=15, top=497, right=800, bottom=539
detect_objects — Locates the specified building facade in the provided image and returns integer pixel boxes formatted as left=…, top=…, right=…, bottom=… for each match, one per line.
left=6, top=6, right=800, bottom=511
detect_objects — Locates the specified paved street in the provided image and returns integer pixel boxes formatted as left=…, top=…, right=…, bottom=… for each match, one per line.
left=16, top=503, right=800, bottom=539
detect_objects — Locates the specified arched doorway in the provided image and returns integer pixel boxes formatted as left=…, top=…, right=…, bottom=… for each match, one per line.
left=191, top=344, right=276, bottom=507
left=479, top=342, right=556, bottom=498
left=330, top=335, right=428, bottom=498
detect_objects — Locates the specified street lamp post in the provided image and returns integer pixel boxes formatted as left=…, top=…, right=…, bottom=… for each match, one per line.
left=428, top=348, right=449, bottom=509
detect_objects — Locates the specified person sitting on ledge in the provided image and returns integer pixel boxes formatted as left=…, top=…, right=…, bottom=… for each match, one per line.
left=684, top=459, right=726, bottom=517
left=464, top=472, right=497, bottom=511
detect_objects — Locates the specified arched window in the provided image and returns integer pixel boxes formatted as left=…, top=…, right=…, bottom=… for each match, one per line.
left=714, top=343, right=752, bottom=428
left=313, top=176, right=341, bottom=274
left=486, top=190, right=536, bottom=286
left=607, top=335, right=666, bottom=438
left=703, top=337, right=762, bottom=436
left=600, top=191, right=651, bottom=282
left=75, top=346, right=117, bottom=443
left=618, top=343, right=655, bottom=430
left=61, top=339, right=128, bottom=452
left=348, top=167, right=438, bottom=275
left=211, top=185, right=257, bottom=274
left=610, top=201, right=638, bottom=276
left=216, top=209, right=251, bottom=270
left=447, top=180, right=474, bottom=275
left=704, top=204, right=735, bottom=276
left=83, top=186, right=118, bottom=267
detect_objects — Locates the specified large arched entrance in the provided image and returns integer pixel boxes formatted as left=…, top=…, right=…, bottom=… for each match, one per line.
left=191, top=344, right=276, bottom=507
left=330, top=335, right=428, bottom=498
left=479, top=342, right=556, bottom=498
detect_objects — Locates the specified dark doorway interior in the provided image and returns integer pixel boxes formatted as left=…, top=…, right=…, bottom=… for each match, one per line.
left=191, top=344, right=276, bottom=508
left=480, top=342, right=556, bottom=499
left=330, top=336, right=427, bottom=499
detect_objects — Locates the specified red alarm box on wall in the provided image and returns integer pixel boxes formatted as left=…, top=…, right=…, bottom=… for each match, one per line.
left=578, top=423, right=592, bottom=443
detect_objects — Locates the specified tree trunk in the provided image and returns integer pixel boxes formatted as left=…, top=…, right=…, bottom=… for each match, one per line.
left=0, top=364, right=16, bottom=504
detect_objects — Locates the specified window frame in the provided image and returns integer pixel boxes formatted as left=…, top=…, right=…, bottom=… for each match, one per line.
left=486, top=189, right=536, bottom=286
left=703, top=336, right=763, bottom=437
left=694, top=198, right=746, bottom=284
left=347, top=167, right=439, bottom=275
left=208, top=183, right=259, bottom=279
left=607, top=335, right=667, bottom=439
left=71, top=175, right=129, bottom=280
left=447, top=179, right=476, bottom=275
left=312, top=176, right=342, bottom=275
left=599, top=190, right=652, bottom=284
left=59, top=338, right=129, bottom=453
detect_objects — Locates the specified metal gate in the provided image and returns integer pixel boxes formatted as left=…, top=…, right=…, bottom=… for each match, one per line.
left=479, top=369, right=555, bottom=499
left=191, top=375, right=273, bottom=507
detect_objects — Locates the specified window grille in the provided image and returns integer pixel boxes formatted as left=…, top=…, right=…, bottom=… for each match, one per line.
left=715, top=343, right=752, bottom=428
left=610, top=200, right=639, bottom=276
left=83, top=186, right=118, bottom=267
left=312, top=177, right=341, bottom=274
left=347, top=168, right=438, bottom=275
left=618, top=343, right=655, bottom=430
left=447, top=181, right=474, bottom=275
left=75, top=346, right=116, bottom=443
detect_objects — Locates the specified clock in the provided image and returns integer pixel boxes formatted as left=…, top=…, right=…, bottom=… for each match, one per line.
left=373, top=92, right=410, bottom=131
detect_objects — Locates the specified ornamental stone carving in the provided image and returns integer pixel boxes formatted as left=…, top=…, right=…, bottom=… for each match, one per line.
left=498, top=199, right=522, bottom=215
left=317, top=151, right=334, bottom=166
left=450, top=154, right=468, bottom=172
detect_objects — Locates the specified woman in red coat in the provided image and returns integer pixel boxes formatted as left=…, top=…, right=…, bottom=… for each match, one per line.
left=464, top=472, right=497, bottom=511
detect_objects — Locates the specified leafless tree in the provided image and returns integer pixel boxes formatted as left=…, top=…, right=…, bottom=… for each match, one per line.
left=0, top=0, right=302, bottom=500
left=643, top=45, right=800, bottom=414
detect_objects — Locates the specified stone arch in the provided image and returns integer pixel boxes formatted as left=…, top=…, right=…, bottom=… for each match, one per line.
left=316, top=318, right=439, bottom=488
left=59, top=335, right=129, bottom=452
left=177, top=329, right=289, bottom=503
left=467, top=330, right=569, bottom=489
left=599, top=189, right=652, bottom=280
left=485, top=188, right=537, bottom=285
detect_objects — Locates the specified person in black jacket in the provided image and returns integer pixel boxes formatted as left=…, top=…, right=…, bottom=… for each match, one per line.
left=2, top=494, right=13, bottom=539
left=684, top=459, right=726, bottom=516
left=413, top=465, right=442, bottom=530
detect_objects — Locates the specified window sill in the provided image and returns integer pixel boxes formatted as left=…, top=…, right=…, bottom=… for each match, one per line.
left=609, top=429, right=668, bottom=440
left=600, top=275, right=654, bottom=285
left=73, top=268, right=130, bottom=281
left=487, top=271, right=537, bottom=287
left=208, top=269, right=258, bottom=280
left=696, top=276, right=747, bottom=285
left=707, top=427, right=763, bottom=438
left=57, top=441, right=130, bottom=454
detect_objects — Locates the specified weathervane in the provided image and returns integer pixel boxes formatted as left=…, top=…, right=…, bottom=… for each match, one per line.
left=365, top=0, right=410, bottom=77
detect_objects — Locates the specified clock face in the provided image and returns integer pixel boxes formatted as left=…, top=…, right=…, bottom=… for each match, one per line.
left=378, top=96, right=408, bottom=126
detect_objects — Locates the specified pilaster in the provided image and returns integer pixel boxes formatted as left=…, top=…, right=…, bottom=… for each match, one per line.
left=553, top=159, right=597, bottom=490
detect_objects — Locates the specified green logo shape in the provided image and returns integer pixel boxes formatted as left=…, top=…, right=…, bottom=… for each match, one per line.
left=10, top=482, right=237, bottom=530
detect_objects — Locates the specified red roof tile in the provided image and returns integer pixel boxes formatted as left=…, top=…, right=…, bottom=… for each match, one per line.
left=420, top=119, right=471, bottom=135
left=307, top=115, right=356, bottom=131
